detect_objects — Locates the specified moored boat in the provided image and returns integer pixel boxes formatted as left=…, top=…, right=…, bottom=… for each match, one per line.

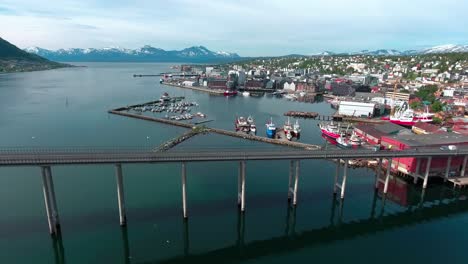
left=266, top=118, right=277, bottom=138
left=224, top=90, right=238, bottom=96
left=235, top=116, right=249, bottom=131
left=336, top=134, right=362, bottom=148
left=292, top=119, right=301, bottom=137
left=242, top=91, right=250, bottom=97
left=319, top=122, right=341, bottom=139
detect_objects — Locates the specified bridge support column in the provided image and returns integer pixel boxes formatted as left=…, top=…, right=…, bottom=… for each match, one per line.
left=334, top=161, right=340, bottom=194
left=340, top=159, right=348, bottom=199
left=240, top=161, right=246, bottom=212
left=238, top=162, right=242, bottom=206
left=423, top=157, right=432, bottom=189
left=45, top=166, right=60, bottom=231
left=293, top=160, right=300, bottom=206
left=41, top=166, right=58, bottom=235
left=181, top=162, right=187, bottom=218
left=461, top=156, right=467, bottom=178
left=414, top=158, right=421, bottom=184
left=444, top=156, right=452, bottom=182
left=383, top=158, right=392, bottom=194
left=288, top=160, right=294, bottom=201
left=375, top=158, right=382, bottom=189
left=115, top=164, right=126, bottom=226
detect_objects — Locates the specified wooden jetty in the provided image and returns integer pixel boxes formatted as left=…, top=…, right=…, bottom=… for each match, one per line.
left=284, top=111, right=319, bottom=119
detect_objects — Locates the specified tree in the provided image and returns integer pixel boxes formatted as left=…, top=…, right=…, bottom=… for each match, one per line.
left=410, top=101, right=422, bottom=109
left=431, top=101, right=444, bottom=112
left=432, top=116, right=442, bottom=124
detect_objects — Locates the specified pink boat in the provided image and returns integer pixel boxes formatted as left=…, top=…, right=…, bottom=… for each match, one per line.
left=319, top=122, right=342, bottom=139
left=381, top=108, right=433, bottom=126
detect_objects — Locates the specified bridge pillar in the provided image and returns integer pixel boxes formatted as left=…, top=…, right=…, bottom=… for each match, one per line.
left=461, top=156, right=467, bottom=178
left=240, top=161, right=246, bottom=212
left=293, top=160, right=300, bottom=206
left=41, top=166, right=57, bottom=235
left=182, top=162, right=187, bottom=218
left=288, top=160, right=294, bottom=201
left=334, top=161, right=340, bottom=194
left=375, top=158, right=382, bottom=189
left=383, top=158, right=392, bottom=194
left=414, top=158, right=421, bottom=184
left=238, top=162, right=242, bottom=206
left=444, top=156, right=452, bottom=182
left=45, top=166, right=60, bottom=231
left=423, top=157, right=432, bottom=189
left=115, top=164, right=126, bottom=226
left=340, top=159, right=348, bottom=199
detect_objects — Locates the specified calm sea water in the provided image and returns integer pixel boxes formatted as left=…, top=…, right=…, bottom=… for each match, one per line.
left=1, top=63, right=468, bottom=264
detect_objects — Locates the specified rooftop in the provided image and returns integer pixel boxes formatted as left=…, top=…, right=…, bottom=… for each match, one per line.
left=383, top=133, right=468, bottom=147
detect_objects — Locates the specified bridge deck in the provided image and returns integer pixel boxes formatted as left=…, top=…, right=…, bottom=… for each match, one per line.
left=0, top=148, right=466, bottom=166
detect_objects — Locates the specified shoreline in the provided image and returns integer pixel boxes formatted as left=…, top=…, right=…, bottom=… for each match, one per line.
left=161, top=82, right=225, bottom=95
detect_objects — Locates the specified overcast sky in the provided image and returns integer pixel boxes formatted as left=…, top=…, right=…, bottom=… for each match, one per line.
left=1, top=0, right=467, bottom=56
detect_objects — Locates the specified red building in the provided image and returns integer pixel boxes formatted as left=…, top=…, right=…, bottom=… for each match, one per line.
left=354, top=123, right=408, bottom=145
left=245, top=80, right=263, bottom=89
left=207, top=79, right=227, bottom=89
left=380, top=134, right=468, bottom=176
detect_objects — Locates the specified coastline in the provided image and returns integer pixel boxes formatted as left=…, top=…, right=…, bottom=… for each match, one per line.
left=161, top=82, right=225, bottom=95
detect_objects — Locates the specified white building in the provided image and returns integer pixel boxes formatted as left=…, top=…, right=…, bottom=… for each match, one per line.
left=283, top=82, right=296, bottom=91
left=443, top=88, right=455, bottom=97
left=338, top=101, right=376, bottom=117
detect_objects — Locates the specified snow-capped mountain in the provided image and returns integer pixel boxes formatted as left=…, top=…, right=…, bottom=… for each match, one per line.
left=310, top=44, right=468, bottom=57
left=352, top=49, right=403, bottom=56
left=419, top=44, right=468, bottom=54
left=24, top=45, right=240, bottom=62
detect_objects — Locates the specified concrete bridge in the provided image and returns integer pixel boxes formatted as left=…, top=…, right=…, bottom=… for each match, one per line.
left=0, top=147, right=466, bottom=236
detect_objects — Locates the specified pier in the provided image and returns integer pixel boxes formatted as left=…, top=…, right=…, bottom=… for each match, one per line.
left=108, top=109, right=322, bottom=150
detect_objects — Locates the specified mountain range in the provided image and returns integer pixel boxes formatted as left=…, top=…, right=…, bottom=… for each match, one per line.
left=24, top=45, right=241, bottom=62
left=0, top=37, right=69, bottom=73
left=311, top=44, right=468, bottom=56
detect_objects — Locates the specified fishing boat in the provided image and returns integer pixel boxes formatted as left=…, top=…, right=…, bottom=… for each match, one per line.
left=266, top=118, right=277, bottom=138
left=224, top=90, right=238, bottom=96
left=242, top=91, right=250, bottom=97
left=381, top=102, right=433, bottom=126
left=235, top=116, right=249, bottom=132
left=292, top=119, right=301, bottom=137
left=283, top=117, right=293, bottom=134
left=247, top=115, right=256, bottom=134
left=319, top=122, right=342, bottom=139
left=336, top=134, right=362, bottom=148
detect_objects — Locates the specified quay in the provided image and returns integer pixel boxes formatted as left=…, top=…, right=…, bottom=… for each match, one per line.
left=284, top=111, right=319, bottom=119
left=162, top=82, right=225, bottom=95
left=0, top=146, right=466, bottom=236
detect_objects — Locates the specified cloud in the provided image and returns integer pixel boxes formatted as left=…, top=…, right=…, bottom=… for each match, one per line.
left=0, top=0, right=467, bottom=56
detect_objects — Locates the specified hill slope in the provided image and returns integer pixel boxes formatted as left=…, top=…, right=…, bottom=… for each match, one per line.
left=0, top=37, right=69, bottom=73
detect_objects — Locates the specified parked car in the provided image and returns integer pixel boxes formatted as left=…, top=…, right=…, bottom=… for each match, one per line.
left=440, top=145, right=457, bottom=151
